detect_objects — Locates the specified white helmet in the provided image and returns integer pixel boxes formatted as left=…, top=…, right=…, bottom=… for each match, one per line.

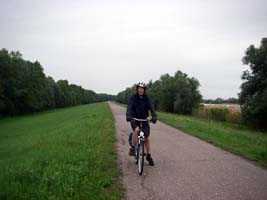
left=136, top=82, right=146, bottom=89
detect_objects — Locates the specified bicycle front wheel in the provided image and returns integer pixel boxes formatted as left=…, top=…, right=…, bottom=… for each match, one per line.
left=138, top=140, right=145, bottom=175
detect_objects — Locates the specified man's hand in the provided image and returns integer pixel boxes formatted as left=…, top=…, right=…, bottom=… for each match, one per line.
left=135, top=126, right=140, bottom=132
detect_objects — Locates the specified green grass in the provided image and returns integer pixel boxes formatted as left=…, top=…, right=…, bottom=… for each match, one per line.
left=0, top=103, right=123, bottom=200
left=158, top=112, right=267, bottom=167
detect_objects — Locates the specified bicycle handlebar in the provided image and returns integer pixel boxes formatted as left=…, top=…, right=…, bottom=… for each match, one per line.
left=132, top=118, right=150, bottom=122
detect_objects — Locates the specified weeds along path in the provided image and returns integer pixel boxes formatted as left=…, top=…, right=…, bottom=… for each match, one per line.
left=109, top=102, right=267, bottom=200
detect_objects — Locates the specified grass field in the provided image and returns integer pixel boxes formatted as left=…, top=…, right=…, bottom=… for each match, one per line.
left=158, top=112, right=267, bottom=167
left=0, top=103, right=123, bottom=200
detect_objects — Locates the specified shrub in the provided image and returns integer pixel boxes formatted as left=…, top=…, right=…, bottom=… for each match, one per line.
left=226, top=108, right=242, bottom=124
left=209, top=107, right=229, bottom=121
left=195, top=104, right=242, bottom=124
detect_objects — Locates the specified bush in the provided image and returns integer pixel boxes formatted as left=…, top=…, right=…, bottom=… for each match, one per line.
left=195, top=104, right=242, bottom=124
left=209, top=107, right=229, bottom=121
left=226, top=108, right=242, bottom=124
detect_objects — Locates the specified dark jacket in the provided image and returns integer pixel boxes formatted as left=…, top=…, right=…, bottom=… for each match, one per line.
left=126, top=94, right=157, bottom=121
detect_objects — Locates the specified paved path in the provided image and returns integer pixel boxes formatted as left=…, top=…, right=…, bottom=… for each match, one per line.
left=108, top=102, right=267, bottom=200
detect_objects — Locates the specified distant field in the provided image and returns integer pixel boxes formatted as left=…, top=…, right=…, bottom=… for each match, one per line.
left=203, top=103, right=240, bottom=110
left=0, top=103, right=122, bottom=200
left=196, top=103, right=242, bottom=124
left=158, top=111, right=267, bottom=167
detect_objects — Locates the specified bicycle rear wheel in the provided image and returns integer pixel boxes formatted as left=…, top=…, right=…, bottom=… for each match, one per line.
left=138, top=140, right=145, bottom=175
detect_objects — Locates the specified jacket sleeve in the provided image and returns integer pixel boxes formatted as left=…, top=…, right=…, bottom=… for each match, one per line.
left=126, top=96, right=134, bottom=121
left=148, top=97, right=157, bottom=119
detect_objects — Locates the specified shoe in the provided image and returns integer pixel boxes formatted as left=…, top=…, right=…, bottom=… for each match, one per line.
left=129, top=147, right=135, bottom=156
left=146, top=154, right=154, bottom=166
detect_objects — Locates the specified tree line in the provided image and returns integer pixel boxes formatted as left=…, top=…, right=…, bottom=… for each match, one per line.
left=203, top=97, right=239, bottom=104
left=116, top=38, right=267, bottom=130
left=1, top=38, right=266, bottom=129
left=116, top=70, right=202, bottom=115
left=0, top=49, right=113, bottom=116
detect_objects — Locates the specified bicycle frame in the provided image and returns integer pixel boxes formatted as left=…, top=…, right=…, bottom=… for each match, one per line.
left=133, top=118, right=147, bottom=148
left=132, top=118, right=150, bottom=175
left=136, top=130, right=145, bottom=155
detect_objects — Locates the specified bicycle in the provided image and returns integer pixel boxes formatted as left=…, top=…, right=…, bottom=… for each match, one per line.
left=131, top=118, right=150, bottom=176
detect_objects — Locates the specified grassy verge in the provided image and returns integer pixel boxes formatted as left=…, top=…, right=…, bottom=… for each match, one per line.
left=0, top=103, right=123, bottom=200
left=158, top=112, right=267, bottom=167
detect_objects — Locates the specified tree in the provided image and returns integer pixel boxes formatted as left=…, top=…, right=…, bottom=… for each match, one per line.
left=116, top=87, right=134, bottom=104
left=202, top=97, right=239, bottom=104
left=0, top=48, right=108, bottom=116
left=239, top=38, right=267, bottom=129
left=148, top=71, right=202, bottom=114
left=117, top=70, right=202, bottom=115
left=96, top=93, right=115, bottom=102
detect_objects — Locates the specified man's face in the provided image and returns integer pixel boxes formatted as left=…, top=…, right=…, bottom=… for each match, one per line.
left=138, top=87, right=145, bottom=96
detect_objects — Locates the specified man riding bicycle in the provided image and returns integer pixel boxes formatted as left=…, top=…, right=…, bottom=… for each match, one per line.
left=126, top=82, right=157, bottom=166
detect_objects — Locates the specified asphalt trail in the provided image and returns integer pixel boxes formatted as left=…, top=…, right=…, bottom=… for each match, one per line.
left=109, top=102, right=267, bottom=200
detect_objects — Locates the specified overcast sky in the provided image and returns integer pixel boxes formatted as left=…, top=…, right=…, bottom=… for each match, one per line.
left=1, top=0, right=266, bottom=98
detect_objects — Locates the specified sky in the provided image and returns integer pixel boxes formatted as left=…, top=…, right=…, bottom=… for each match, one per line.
left=1, top=0, right=267, bottom=99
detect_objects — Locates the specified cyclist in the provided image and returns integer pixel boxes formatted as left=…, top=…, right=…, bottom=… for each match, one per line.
left=126, top=82, right=157, bottom=166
